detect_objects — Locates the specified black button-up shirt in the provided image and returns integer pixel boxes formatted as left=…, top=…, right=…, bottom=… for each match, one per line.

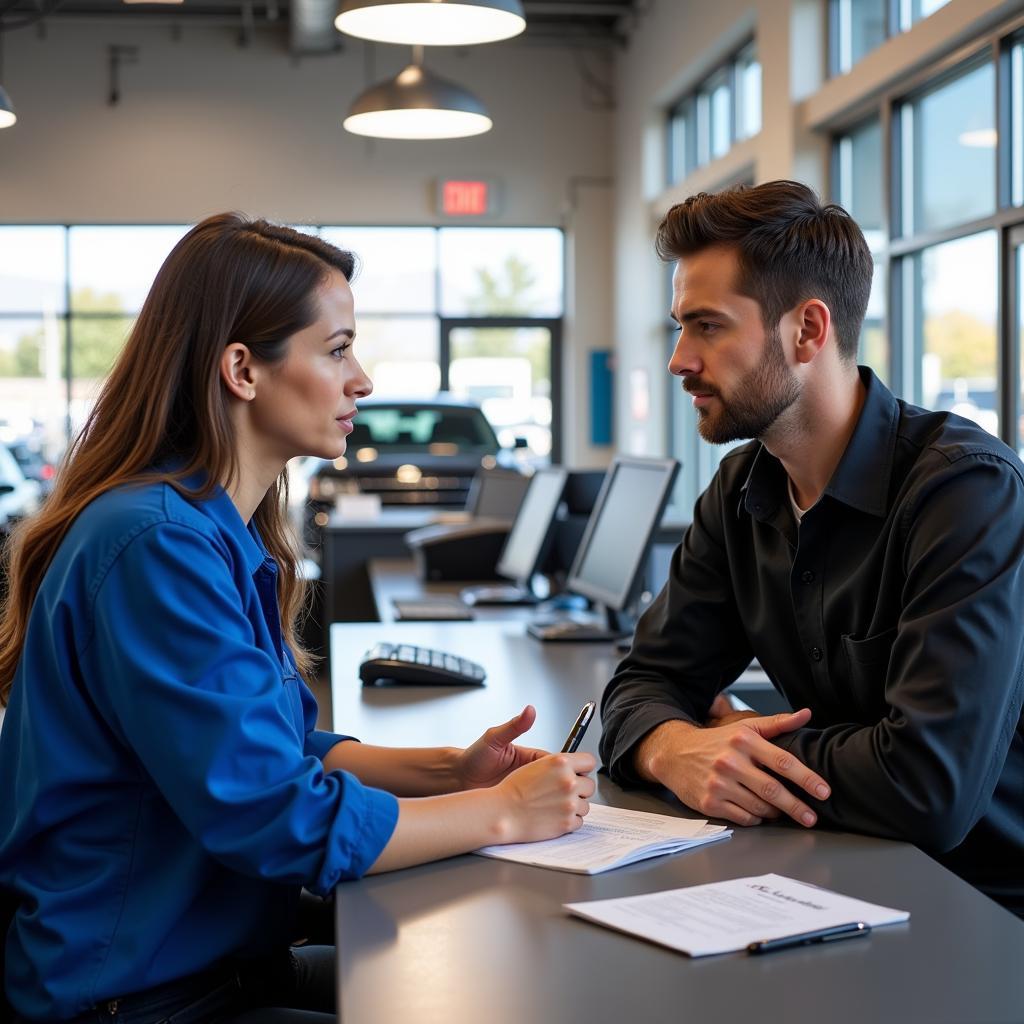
left=600, top=368, right=1024, bottom=915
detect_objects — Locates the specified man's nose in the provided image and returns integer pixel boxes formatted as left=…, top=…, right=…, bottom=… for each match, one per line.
left=668, top=334, right=700, bottom=378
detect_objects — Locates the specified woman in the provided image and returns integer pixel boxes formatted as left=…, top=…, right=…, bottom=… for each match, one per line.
left=0, top=214, right=596, bottom=1023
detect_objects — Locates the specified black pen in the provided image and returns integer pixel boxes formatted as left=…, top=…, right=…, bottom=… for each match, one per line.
left=561, top=701, right=596, bottom=753
left=747, top=921, right=870, bottom=955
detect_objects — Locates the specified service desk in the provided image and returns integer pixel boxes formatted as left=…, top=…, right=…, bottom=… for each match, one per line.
left=330, top=621, right=1024, bottom=1024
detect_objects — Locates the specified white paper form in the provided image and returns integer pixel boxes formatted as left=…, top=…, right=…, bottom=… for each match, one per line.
left=565, top=873, right=909, bottom=956
left=474, top=803, right=731, bottom=875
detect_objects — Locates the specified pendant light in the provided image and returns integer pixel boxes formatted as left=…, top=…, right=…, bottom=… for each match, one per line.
left=343, top=46, right=492, bottom=140
left=336, top=0, right=525, bottom=47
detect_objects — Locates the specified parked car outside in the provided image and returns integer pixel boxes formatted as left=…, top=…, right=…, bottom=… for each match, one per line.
left=0, top=443, right=41, bottom=532
left=299, top=394, right=523, bottom=548
left=6, top=439, right=57, bottom=497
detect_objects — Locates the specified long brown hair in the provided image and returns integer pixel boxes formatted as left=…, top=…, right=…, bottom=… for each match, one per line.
left=0, top=213, right=356, bottom=705
left=655, top=180, right=873, bottom=361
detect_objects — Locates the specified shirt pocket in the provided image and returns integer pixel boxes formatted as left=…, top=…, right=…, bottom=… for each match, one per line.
left=839, top=626, right=898, bottom=723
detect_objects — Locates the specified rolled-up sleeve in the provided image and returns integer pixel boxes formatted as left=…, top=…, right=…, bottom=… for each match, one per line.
left=80, top=521, right=398, bottom=892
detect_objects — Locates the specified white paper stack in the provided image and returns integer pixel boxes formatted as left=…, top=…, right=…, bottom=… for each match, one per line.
left=474, top=803, right=731, bottom=875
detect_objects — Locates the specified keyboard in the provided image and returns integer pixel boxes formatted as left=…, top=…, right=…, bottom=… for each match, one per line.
left=358, top=642, right=487, bottom=687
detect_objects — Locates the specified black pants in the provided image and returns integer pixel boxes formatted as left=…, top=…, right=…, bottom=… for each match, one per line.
left=25, top=893, right=337, bottom=1024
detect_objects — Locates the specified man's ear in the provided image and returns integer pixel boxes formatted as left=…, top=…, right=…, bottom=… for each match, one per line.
left=793, top=299, right=831, bottom=365
left=220, top=343, right=256, bottom=401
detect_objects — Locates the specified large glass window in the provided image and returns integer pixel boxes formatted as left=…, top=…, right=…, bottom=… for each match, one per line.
left=834, top=0, right=888, bottom=75
left=912, top=231, right=999, bottom=435
left=438, top=228, right=563, bottom=317
left=835, top=118, right=888, bottom=380
left=665, top=42, right=761, bottom=187
left=0, top=224, right=564, bottom=465
left=831, top=0, right=952, bottom=75
left=899, top=61, right=995, bottom=235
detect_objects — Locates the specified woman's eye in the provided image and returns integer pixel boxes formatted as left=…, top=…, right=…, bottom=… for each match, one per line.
left=332, top=345, right=349, bottom=359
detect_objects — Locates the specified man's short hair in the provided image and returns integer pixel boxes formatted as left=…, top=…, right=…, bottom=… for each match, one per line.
left=655, top=180, right=874, bottom=362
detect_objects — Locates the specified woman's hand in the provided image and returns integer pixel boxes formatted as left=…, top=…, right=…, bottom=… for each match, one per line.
left=493, top=752, right=597, bottom=844
left=456, top=705, right=548, bottom=790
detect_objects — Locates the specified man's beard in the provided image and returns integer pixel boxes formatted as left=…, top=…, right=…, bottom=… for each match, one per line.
left=687, top=325, right=800, bottom=444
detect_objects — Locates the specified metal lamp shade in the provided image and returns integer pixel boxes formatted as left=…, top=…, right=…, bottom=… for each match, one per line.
left=335, top=0, right=525, bottom=47
left=0, top=86, right=16, bottom=129
left=343, top=63, right=492, bottom=140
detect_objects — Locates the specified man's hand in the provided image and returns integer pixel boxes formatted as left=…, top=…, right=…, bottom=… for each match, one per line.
left=635, top=709, right=830, bottom=828
left=704, top=693, right=760, bottom=728
left=456, top=705, right=548, bottom=790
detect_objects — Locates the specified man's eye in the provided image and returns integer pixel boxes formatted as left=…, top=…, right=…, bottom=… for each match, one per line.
left=701, top=322, right=720, bottom=335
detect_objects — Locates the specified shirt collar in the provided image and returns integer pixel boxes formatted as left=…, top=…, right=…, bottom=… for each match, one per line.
left=174, top=466, right=270, bottom=575
left=739, top=366, right=898, bottom=522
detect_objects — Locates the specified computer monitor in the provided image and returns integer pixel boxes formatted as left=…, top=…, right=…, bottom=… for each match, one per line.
left=528, top=456, right=679, bottom=642
left=466, top=468, right=531, bottom=521
left=461, top=467, right=569, bottom=605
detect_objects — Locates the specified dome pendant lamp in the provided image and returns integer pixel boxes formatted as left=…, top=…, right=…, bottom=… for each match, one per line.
left=343, top=46, right=492, bottom=140
left=335, top=0, right=525, bottom=47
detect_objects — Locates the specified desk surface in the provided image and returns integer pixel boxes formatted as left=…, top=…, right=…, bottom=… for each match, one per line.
left=330, top=621, right=1024, bottom=1024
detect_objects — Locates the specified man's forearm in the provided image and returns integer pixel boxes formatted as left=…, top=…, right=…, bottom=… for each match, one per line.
left=323, top=741, right=463, bottom=796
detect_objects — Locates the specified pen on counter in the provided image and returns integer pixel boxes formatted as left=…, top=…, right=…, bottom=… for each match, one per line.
left=747, top=921, right=870, bottom=955
left=561, top=701, right=596, bottom=753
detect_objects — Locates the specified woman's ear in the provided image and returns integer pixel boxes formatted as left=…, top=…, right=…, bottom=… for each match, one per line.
left=220, top=343, right=256, bottom=401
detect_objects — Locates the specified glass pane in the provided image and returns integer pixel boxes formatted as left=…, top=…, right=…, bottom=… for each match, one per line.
left=355, top=316, right=440, bottom=399
left=449, top=326, right=552, bottom=462
left=1018, top=242, right=1024, bottom=455
left=1013, top=40, right=1024, bottom=208
left=702, top=69, right=732, bottom=160
left=919, top=231, right=998, bottom=436
left=0, top=316, right=68, bottom=458
left=668, top=98, right=692, bottom=185
left=906, top=62, right=995, bottom=235
left=0, top=226, right=66, bottom=315
left=68, top=316, right=135, bottom=437
left=736, top=47, right=762, bottom=139
left=860, top=260, right=888, bottom=383
left=906, top=0, right=950, bottom=27
left=837, top=118, right=884, bottom=250
left=835, top=0, right=887, bottom=74
left=439, top=228, right=563, bottom=317
left=320, top=227, right=436, bottom=315
left=68, top=226, right=190, bottom=315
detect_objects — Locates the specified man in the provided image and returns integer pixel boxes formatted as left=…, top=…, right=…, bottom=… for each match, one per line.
left=599, top=180, right=1024, bottom=916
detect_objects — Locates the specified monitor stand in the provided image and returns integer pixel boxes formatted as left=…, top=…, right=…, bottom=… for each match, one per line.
left=526, top=605, right=629, bottom=643
left=460, top=583, right=538, bottom=607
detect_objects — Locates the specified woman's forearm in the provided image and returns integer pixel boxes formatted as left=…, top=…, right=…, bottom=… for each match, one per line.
left=365, top=789, right=507, bottom=873
left=322, top=740, right=464, bottom=796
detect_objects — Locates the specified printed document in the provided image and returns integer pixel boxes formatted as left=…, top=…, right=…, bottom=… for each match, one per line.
left=565, top=873, right=909, bottom=956
left=475, top=803, right=731, bottom=875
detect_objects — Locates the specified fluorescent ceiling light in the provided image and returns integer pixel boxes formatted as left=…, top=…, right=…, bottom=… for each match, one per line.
left=335, top=0, right=525, bottom=46
left=344, top=62, right=492, bottom=140
left=0, top=86, right=16, bottom=129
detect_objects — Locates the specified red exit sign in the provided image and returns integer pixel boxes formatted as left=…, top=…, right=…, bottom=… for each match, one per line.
left=438, top=178, right=498, bottom=217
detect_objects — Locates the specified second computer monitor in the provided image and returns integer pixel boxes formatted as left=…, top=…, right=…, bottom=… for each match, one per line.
left=466, top=467, right=532, bottom=521
left=566, top=455, right=679, bottom=618
left=496, top=466, right=569, bottom=587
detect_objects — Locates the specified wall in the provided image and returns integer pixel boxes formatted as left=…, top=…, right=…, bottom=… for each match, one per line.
left=0, top=21, right=615, bottom=465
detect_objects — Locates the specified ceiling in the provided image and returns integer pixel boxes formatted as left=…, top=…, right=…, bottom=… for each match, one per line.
left=0, top=0, right=642, bottom=50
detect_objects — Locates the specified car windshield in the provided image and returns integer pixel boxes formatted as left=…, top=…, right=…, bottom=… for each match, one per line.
left=350, top=407, right=498, bottom=452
